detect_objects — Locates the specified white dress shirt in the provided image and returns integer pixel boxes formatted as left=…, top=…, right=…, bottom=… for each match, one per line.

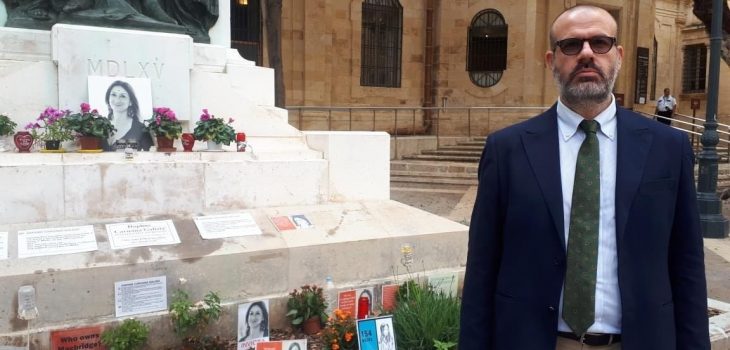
left=656, top=95, right=677, bottom=112
left=556, top=96, right=621, bottom=334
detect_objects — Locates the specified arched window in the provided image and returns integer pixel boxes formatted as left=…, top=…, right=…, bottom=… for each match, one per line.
left=467, top=9, right=507, bottom=87
left=361, top=0, right=402, bottom=88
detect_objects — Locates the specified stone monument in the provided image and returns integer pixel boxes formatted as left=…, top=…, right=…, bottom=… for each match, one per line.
left=0, top=18, right=467, bottom=349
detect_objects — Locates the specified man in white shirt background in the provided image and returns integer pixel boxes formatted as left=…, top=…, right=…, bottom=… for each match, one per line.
left=656, top=88, right=677, bottom=125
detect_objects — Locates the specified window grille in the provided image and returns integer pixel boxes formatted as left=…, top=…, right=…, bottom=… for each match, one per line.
left=682, top=44, right=707, bottom=93
left=467, top=9, right=508, bottom=88
left=360, top=0, right=402, bottom=88
left=230, top=0, right=262, bottom=65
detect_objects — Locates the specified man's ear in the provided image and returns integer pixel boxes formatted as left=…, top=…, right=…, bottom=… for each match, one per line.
left=545, top=50, right=554, bottom=71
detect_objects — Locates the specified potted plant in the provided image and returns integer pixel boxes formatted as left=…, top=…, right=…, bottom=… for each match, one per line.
left=0, top=114, right=17, bottom=152
left=286, top=284, right=329, bottom=335
left=321, top=309, right=358, bottom=350
left=145, top=107, right=182, bottom=152
left=25, top=107, right=73, bottom=151
left=193, top=109, right=236, bottom=151
left=100, top=318, right=150, bottom=350
left=66, top=102, right=116, bottom=151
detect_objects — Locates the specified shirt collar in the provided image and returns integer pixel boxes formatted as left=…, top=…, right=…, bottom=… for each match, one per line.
left=557, top=94, right=617, bottom=142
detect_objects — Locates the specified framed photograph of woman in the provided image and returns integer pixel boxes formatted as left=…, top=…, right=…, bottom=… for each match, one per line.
left=238, top=300, right=270, bottom=350
left=88, top=76, right=154, bottom=151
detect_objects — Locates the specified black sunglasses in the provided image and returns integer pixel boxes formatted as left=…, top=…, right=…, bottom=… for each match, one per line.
left=553, top=36, right=617, bottom=55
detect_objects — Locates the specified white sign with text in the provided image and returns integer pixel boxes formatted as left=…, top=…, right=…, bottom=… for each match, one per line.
left=106, top=220, right=180, bottom=250
left=194, top=213, right=263, bottom=239
left=0, top=232, right=8, bottom=260
left=17, top=225, right=98, bottom=258
left=114, top=276, right=167, bottom=317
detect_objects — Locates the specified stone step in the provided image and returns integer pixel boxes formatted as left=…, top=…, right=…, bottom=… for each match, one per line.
left=422, top=149, right=483, bottom=157
left=402, top=154, right=481, bottom=162
left=454, top=141, right=487, bottom=147
left=437, top=145, right=485, bottom=152
left=390, top=160, right=478, bottom=174
left=391, top=175, right=478, bottom=186
left=391, top=170, right=477, bottom=179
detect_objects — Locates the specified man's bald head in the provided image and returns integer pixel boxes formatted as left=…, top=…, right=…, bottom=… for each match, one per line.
left=549, top=5, right=618, bottom=46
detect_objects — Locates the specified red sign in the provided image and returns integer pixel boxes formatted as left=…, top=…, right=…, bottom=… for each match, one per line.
left=691, top=98, right=701, bottom=110
left=51, top=326, right=104, bottom=350
left=337, top=290, right=357, bottom=317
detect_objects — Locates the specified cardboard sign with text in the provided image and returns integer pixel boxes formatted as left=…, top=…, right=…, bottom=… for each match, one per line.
left=51, top=326, right=104, bottom=350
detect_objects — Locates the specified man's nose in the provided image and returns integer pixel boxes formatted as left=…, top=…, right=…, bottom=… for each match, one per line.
left=577, top=40, right=595, bottom=57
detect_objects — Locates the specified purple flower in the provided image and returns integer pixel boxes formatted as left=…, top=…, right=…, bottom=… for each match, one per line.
left=25, top=122, right=35, bottom=130
left=228, top=118, right=235, bottom=124
left=200, top=109, right=211, bottom=121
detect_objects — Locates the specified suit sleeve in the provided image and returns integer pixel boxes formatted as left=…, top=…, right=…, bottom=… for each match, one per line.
left=459, top=135, right=504, bottom=350
left=669, top=135, right=711, bottom=349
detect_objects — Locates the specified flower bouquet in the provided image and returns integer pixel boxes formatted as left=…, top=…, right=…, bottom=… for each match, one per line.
left=145, top=107, right=182, bottom=151
left=193, top=109, right=235, bottom=150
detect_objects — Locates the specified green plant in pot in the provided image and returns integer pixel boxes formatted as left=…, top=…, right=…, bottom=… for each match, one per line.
left=286, top=284, right=328, bottom=335
left=25, top=107, right=74, bottom=150
left=66, top=102, right=116, bottom=150
left=0, top=114, right=16, bottom=137
left=193, top=109, right=235, bottom=150
left=100, top=318, right=150, bottom=350
left=145, top=107, right=183, bottom=151
left=0, top=114, right=17, bottom=152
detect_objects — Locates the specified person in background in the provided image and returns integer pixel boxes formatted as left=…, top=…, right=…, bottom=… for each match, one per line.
left=459, top=5, right=709, bottom=350
left=656, top=87, right=677, bottom=125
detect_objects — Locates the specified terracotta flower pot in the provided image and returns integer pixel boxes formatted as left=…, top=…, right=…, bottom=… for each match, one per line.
left=302, top=316, right=322, bottom=335
left=78, top=136, right=102, bottom=151
left=156, top=136, right=176, bottom=152
left=181, top=133, right=195, bottom=152
left=13, top=131, right=33, bottom=152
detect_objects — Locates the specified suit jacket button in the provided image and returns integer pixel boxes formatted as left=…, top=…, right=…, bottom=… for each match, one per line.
left=548, top=306, right=556, bottom=312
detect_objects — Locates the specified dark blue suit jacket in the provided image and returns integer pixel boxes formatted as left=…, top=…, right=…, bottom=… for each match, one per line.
left=459, top=105, right=710, bottom=350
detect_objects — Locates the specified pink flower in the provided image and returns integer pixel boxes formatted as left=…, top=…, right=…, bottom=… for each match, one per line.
left=80, top=103, right=90, bottom=113
left=91, top=109, right=98, bottom=114
left=200, top=109, right=211, bottom=121
left=24, top=122, right=35, bottom=130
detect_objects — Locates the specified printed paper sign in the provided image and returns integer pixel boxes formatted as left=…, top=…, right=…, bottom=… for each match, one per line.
left=428, top=272, right=458, bottom=297
left=0, top=232, right=8, bottom=260
left=381, top=284, right=399, bottom=312
left=256, top=340, right=306, bottom=350
left=238, top=300, right=270, bottom=350
left=51, top=326, right=104, bottom=350
left=270, top=216, right=296, bottom=232
left=194, top=213, right=262, bottom=239
left=114, top=276, right=167, bottom=317
left=17, top=225, right=97, bottom=258
left=357, top=316, right=396, bottom=350
left=338, top=290, right=357, bottom=318
left=106, top=220, right=180, bottom=249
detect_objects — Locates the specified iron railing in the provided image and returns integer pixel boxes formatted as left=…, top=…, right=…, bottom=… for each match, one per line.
left=286, top=105, right=549, bottom=148
left=638, top=111, right=730, bottom=161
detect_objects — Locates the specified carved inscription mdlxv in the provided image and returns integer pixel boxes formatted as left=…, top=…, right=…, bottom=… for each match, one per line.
left=88, top=59, right=165, bottom=79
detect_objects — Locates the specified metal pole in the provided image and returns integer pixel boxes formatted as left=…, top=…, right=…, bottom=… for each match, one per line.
left=394, top=109, right=398, bottom=159
left=691, top=109, right=696, bottom=148
left=696, top=0, right=728, bottom=238
left=468, top=108, right=472, bottom=139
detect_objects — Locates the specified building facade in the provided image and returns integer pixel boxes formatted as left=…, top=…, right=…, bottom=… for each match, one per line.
left=231, top=0, right=729, bottom=133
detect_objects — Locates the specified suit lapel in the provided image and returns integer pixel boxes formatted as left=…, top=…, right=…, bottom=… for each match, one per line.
left=615, top=108, right=653, bottom=244
left=522, top=106, right=566, bottom=249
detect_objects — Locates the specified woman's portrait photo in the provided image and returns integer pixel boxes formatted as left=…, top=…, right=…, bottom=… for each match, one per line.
left=376, top=318, right=396, bottom=350
left=88, top=76, right=153, bottom=151
left=238, top=300, right=270, bottom=347
left=291, top=215, right=312, bottom=229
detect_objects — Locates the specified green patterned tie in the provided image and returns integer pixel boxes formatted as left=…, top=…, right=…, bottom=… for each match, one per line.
left=563, top=120, right=600, bottom=337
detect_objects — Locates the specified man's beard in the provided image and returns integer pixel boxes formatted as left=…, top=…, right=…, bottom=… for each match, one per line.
left=553, top=60, right=619, bottom=109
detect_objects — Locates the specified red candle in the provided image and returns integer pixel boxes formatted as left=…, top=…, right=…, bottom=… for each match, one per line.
left=357, top=295, right=370, bottom=319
